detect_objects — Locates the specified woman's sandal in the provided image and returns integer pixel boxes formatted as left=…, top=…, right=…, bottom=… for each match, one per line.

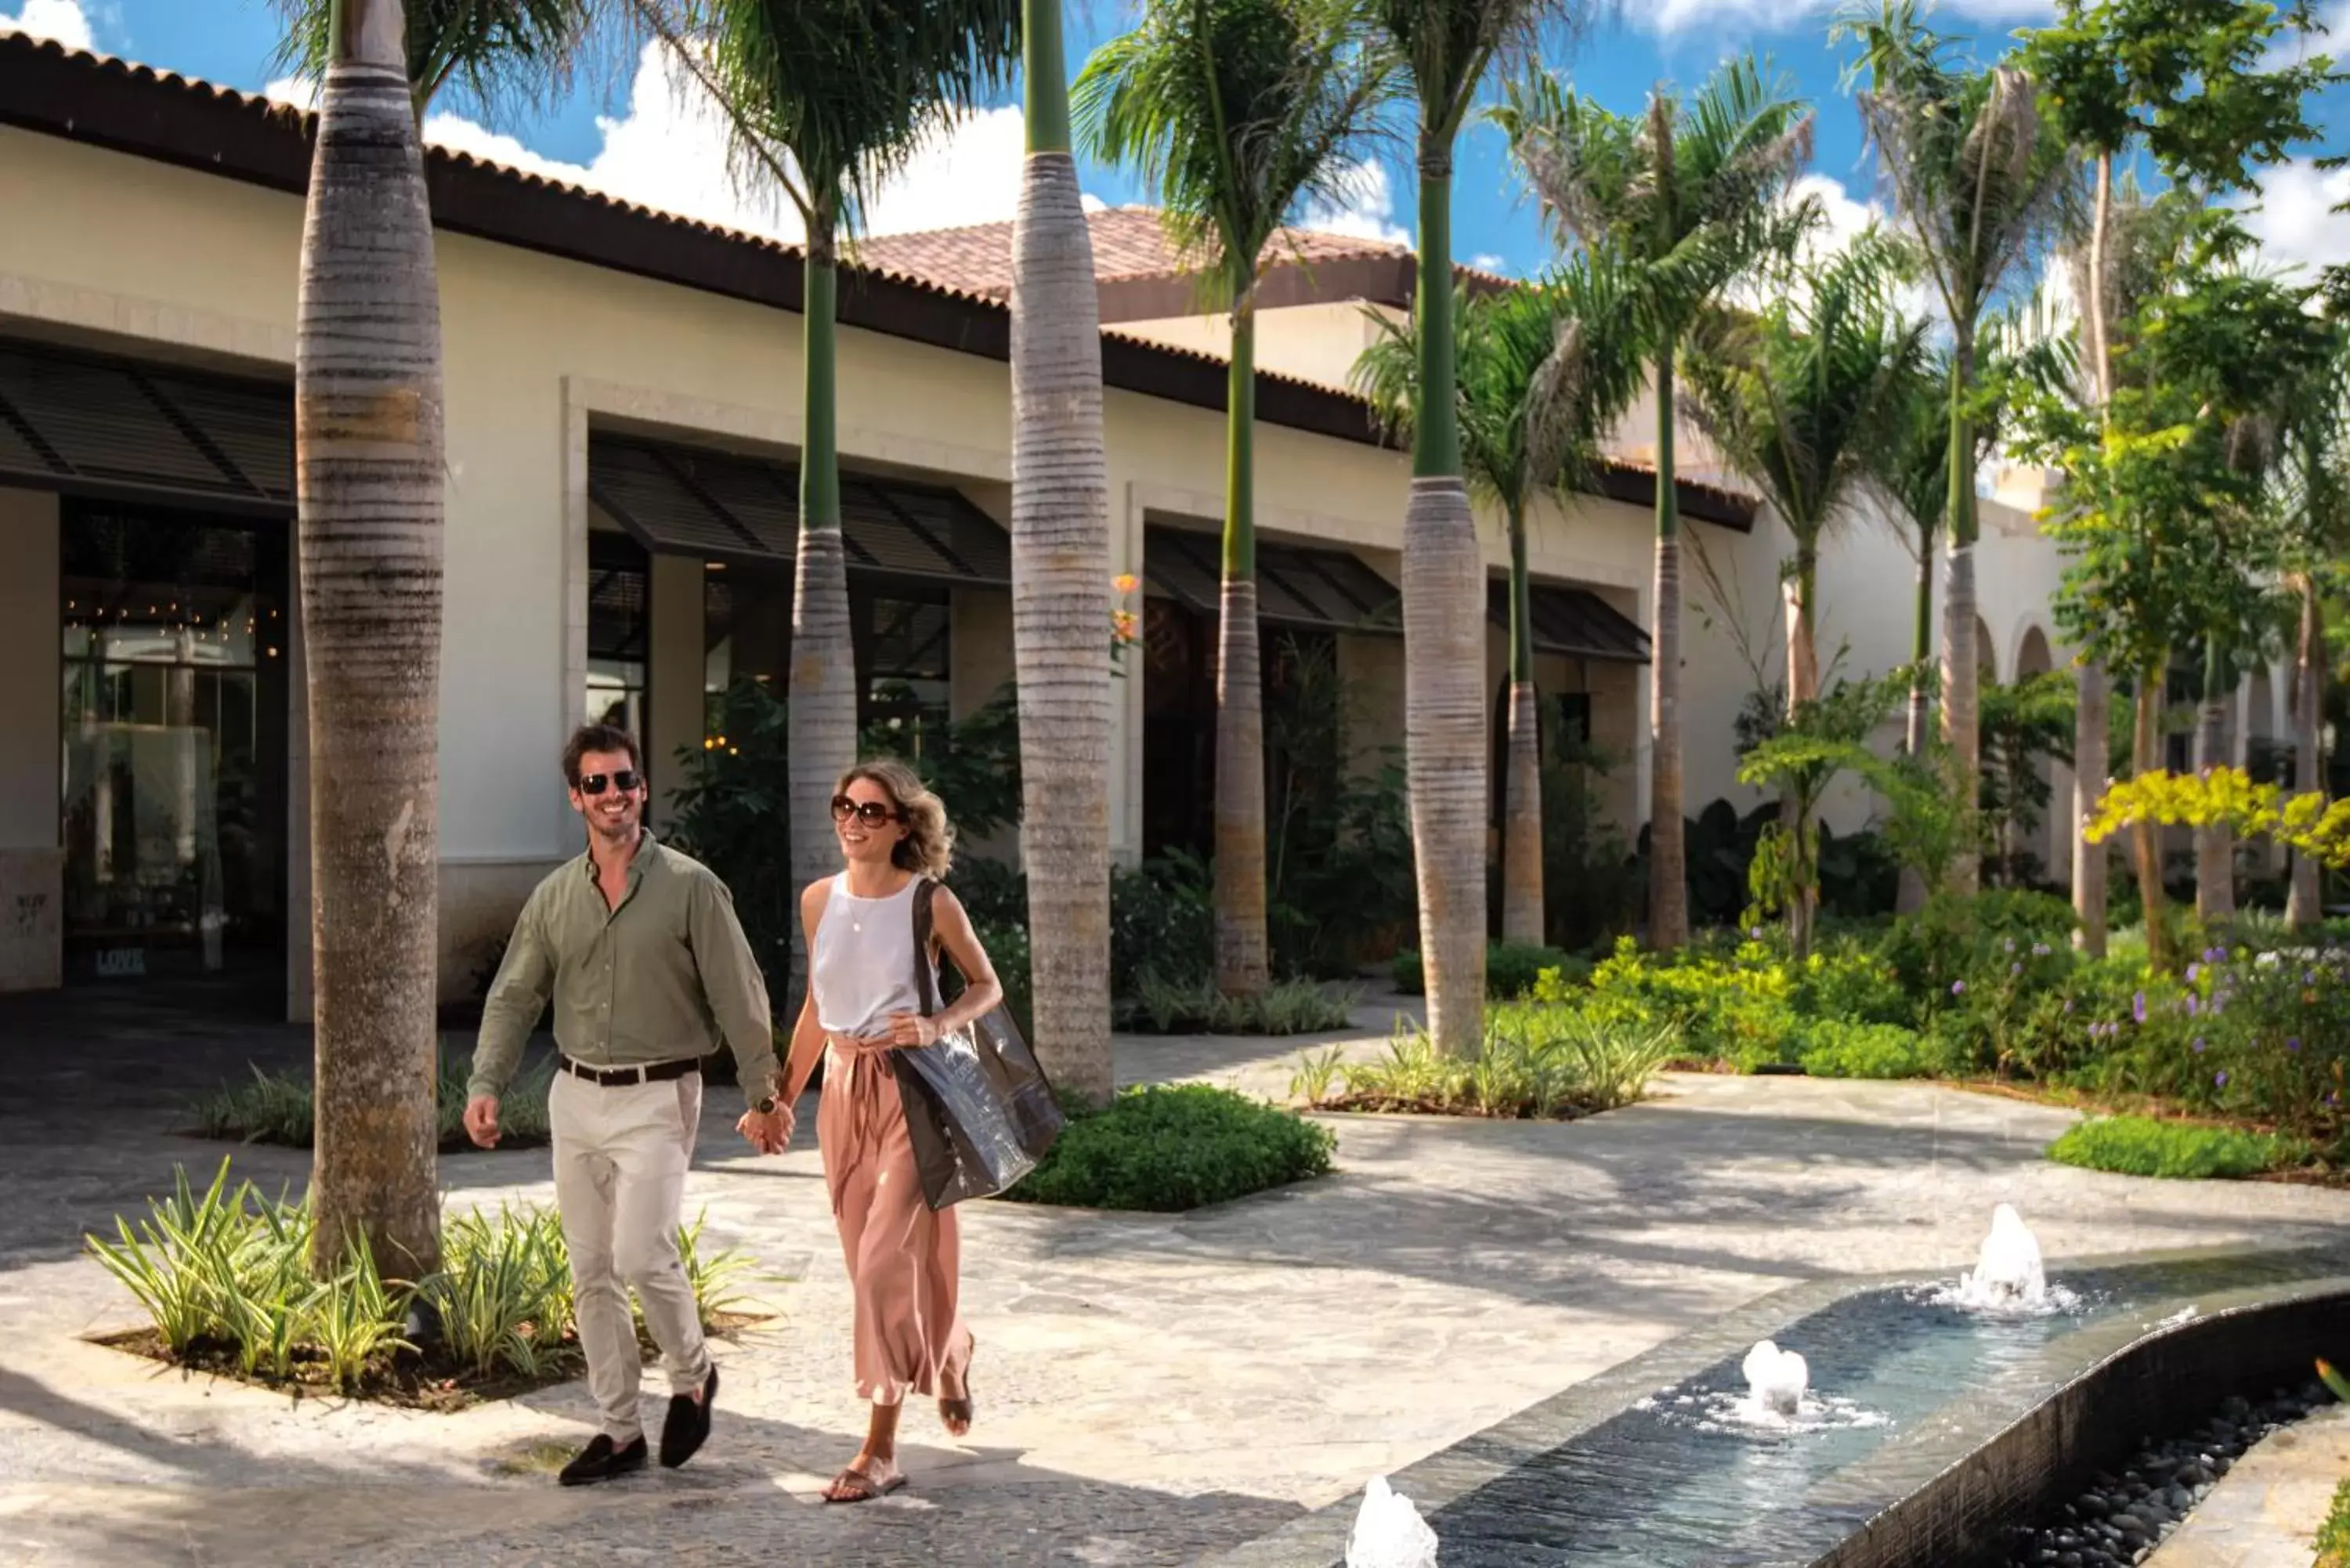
left=823, top=1465, right=906, bottom=1504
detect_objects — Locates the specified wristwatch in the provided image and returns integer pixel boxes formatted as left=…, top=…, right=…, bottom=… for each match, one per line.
left=754, top=1096, right=777, bottom=1115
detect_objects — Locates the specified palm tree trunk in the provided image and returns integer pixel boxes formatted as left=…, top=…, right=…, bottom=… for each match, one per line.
left=2195, top=634, right=2235, bottom=924
left=1013, top=0, right=1114, bottom=1107
left=790, top=220, right=860, bottom=1006
left=1784, top=545, right=1819, bottom=947
left=1942, top=348, right=1981, bottom=896
left=2289, top=577, right=2326, bottom=928
left=1213, top=295, right=1270, bottom=996
left=2072, top=659, right=2109, bottom=956
left=2073, top=155, right=2113, bottom=953
left=1896, top=522, right=1934, bottom=915
left=1502, top=498, right=1543, bottom=948
left=2135, top=662, right=2175, bottom=971
left=298, top=0, right=442, bottom=1279
left=1648, top=342, right=1689, bottom=952
left=1403, top=142, right=1488, bottom=1056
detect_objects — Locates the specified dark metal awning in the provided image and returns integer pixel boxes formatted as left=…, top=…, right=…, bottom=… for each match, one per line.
left=1144, top=524, right=1400, bottom=634
left=0, top=337, right=294, bottom=511
left=589, top=432, right=1010, bottom=585
left=1489, top=578, right=1650, bottom=664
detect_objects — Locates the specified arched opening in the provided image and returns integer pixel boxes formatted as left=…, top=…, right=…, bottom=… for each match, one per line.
left=2008, top=626, right=2058, bottom=888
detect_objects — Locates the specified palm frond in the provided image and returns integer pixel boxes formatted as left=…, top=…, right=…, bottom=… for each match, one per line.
left=270, top=0, right=627, bottom=123
left=1076, top=0, right=1399, bottom=313
left=633, top=0, right=1019, bottom=244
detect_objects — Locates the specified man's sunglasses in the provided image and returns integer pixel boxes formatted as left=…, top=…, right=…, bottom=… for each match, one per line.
left=577, top=770, right=642, bottom=796
left=832, top=795, right=900, bottom=826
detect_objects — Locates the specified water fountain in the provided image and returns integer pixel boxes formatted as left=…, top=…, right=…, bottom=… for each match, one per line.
left=1956, top=1202, right=2050, bottom=1311
left=1740, top=1339, right=1810, bottom=1419
left=1345, top=1476, right=1437, bottom=1568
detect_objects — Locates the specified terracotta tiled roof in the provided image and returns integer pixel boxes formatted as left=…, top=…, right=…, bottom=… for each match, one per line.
left=855, top=206, right=1419, bottom=300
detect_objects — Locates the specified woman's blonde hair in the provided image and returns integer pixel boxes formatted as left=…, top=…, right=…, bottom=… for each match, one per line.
left=837, top=758, right=955, bottom=880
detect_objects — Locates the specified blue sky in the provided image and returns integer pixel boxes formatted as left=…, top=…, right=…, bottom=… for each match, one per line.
left=5, top=0, right=2347, bottom=281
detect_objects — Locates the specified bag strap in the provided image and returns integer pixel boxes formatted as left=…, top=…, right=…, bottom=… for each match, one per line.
left=910, top=878, right=942, bottom=1017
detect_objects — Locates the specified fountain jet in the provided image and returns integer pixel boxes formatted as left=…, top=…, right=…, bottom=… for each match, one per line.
left=1741, top=1339, right=1810, bottom=1418
left=1958, top=1203, right=2048, bottom=1310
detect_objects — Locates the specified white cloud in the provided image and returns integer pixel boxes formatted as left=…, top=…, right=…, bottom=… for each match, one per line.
left=1297, top=160, right=1412, bottom=248
left=1471, top=252, right=1506, bottom=273
left=2239, top=157, right=2350, bottom=284
left=0, top=0, right=94, bottom=49
left=1643, top=0, right=2051, bottom=32
left=267, top=40, right=1090, bottom=247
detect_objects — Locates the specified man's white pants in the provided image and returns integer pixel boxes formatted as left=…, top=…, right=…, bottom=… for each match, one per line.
left=549, top=1069, right=713, bottom=1443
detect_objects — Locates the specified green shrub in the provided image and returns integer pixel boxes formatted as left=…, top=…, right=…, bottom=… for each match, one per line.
left=1113, top=973, right=1358, bottom=1035
left=1582, top=935, right=1799, bottom=1067
left=1332, top=1005, right=1676, bottom=1118
left=1793, top=941, right=1913, bottom=1028
left=87, top=1160, right=754, bottom=1397
left=188, top=1055, right=553, bottom=1153
left=2046, top=1115, right=2309, bottom=1180
left=2316, top=1476, right=2350, bottom=1567
left=1796, top=1018, right=1928, bottom=1080
left=1390, top=942, right=1589, bottom=999
left=1002, top=1085, right=1335, bottom=1211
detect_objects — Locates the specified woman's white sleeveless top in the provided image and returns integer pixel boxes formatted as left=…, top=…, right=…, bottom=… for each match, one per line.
left=810, top=873, right=932, bottom=1039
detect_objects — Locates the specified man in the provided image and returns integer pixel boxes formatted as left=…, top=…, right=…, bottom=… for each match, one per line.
left=468, top=724, right=793, bottom=1487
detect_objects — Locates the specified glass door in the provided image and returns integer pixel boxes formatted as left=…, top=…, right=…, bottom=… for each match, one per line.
left=59, top=503, right=288, bottom=981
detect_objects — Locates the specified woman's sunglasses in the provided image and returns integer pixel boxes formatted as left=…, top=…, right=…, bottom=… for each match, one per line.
left=832, top=795, right=901, bottom=826
left=577, top=770, right=641, bottom=796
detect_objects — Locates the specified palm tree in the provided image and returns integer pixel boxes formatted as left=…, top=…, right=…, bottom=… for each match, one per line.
left=1494, top=53, right=1814, bottom=954
left=1075, top=0, right=1394, bottom=998
left=1836, top=0, right=2073, bottom=895
left=1013, top=0, right=1117, bottom=1106
left=1356, top=0, right=1593, bottom=1057
left=1353, top=259, right=1649, bottom=946
left=273, top=0, right=613, bottom=126
left=284, top=0, right=450, bottom=1278
left=1681, top=233, right=1926, bottom=953
left=643, top=0, right=1020, bottom=1009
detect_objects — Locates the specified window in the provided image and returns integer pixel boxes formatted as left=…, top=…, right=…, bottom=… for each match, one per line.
left=701, top=566, right=953, bottom=745
left=587, top=530, right=649, bottom=736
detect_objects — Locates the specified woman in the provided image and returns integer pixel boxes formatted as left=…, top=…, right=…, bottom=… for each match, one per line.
left=754, top=759, right=1000, bottom=1503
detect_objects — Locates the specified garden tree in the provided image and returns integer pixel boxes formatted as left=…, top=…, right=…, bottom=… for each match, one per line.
left=1495, top=52, right=1814, bottom=955
left=637, top=0, right=1020, bottom=1011
left=2018, top=0, right=2336, bottom=934
left=2084, top=764, right=2350, bottom=873
left=1679, top=231, right=1926, bottom=950
left=1074, top=0, right=1394, bottom=998
left=1013, top=0, right=1118, bottom=1104
left=1352, top=257, right=1650, bottom=946
left=1358, top=0, right=1596, bottom=1056
left=1979, top=670, right=2077, bottom=884
left=2271, top=332, right=2350, bottom=926
left=1734, top=670, right=1911, bottom=960
left=280, top=0, right=452, bottom=1277
left=2030, top=215, right=2332, bottom=966
left=1837, top=0, right=2073, bottom=895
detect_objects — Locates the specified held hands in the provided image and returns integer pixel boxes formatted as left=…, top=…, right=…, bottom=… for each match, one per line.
left=736, top=1100, right=794, bottom=1155
left=464, top=1095, right=501, bottom=1149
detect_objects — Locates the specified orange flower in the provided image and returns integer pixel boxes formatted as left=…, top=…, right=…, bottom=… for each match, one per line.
left=1113, top=573, right=1140, bottom=595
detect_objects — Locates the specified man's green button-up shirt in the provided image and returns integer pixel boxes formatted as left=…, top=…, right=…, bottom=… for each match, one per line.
left=469, top=834, right=779, bottom=1108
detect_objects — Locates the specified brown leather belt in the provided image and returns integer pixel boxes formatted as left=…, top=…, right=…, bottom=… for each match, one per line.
left=559, top=1054, right=701, bottom=1086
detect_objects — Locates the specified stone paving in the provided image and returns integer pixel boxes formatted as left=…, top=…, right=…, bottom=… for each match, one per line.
left=5, top=979, right=2350, bottom=1565
left=2143, top=1404, right=2350, bottom=1568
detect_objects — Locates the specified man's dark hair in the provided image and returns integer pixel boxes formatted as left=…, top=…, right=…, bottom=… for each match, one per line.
left=563, top=724, right=642, bottom=786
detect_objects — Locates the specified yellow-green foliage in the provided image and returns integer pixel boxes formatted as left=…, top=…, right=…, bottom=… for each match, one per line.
left=2087, top=767, right=2350, bottom=868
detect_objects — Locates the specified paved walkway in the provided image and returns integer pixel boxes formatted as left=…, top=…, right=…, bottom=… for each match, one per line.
left=2145, top=1404, right=2350, bottom=1568
left=5, top=984, right=2350, bottom=1565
